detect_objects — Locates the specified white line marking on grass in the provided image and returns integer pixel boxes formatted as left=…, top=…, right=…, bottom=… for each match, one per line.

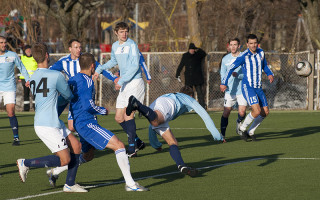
left=6, top=157, right=319, bottom=200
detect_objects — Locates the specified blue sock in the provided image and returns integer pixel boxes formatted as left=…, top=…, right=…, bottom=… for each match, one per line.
left=120, top=120, right=143, bottom=146
left=9, top=116, right=19, bottom=138
left=169, top=145, right=185, bottom=167
left=136, top=102, right=157, bottom=122
left=79, top=154, right=87, bottom=165
left=24, top=155, right=61, bottom=168
left=237, top=113, right=246, bottom=123
left=119, top=121, right=127, bottom=133
left=66, top=153, right=80, bottom=186
left=220, top=116, right=228, bottom=137
left=125, top=119, right=137, bottom=154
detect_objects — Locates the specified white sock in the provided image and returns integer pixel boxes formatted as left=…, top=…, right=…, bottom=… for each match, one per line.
left=240, top=112, right=255, bottom=131
left=248, top=115, right=265, bottom=135
left=115, top=148, right=135, bottom=187
left=52, top=165, right=68, bottom=175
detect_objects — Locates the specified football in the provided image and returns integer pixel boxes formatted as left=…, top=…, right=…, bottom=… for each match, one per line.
left=295, top=61, right=312, bottom=77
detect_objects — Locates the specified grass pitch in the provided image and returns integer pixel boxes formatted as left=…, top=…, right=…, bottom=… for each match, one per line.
left=0, top=111, right=320, bottom=200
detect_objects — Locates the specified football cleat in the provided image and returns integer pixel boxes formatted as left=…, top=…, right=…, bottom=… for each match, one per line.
left=128, top=152, right=138, bottom=158
left=250, top=134, right=257, bottom=141
left=178, top=165, right=198, bottom=177
left=17, top=159, right=29, bottom=182
left=126, top=96, right=139, bottom=116
left=135, top=141, right=146, bottom=153
left=125, top=182, right=149, bottom=191
left=63, top=184, right=88, bottom=193
left=46, top=169, right=59, bottom=187
left=12, top=138, right=20, bottom=146
left=239, top=130, right=249, bottom=142
left=236, top=122, right=242, bottom=135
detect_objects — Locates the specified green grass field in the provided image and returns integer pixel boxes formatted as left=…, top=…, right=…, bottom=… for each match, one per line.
left=1, top=111, right=320, bottom=200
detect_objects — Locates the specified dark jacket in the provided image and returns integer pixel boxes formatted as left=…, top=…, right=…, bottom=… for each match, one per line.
left=175, top=48, right=207, bottom=86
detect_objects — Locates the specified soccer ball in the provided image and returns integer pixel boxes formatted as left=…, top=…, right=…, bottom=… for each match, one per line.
left=295, top=61, right=312, bottom=77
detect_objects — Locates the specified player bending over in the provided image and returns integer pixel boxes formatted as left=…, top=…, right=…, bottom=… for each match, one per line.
left=126, top=86, right=223, bottom=176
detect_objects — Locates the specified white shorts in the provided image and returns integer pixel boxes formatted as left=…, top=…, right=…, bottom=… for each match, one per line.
left=224, top=93, right=248, bottom=107
left=116, top=78, right=145, bottom=108
left=149, top=97, right=175, bottom=136
left=0, top=91, right=15, bottom=105
left=35, top=123, right=71, bottom=153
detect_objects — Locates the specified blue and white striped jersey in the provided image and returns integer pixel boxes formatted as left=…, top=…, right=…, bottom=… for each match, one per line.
left=30, top=68, right=72, bottom=128
left=220, top=53, right=244, bottom=95
left=0, top=50, right=29, bottom=91
left=50, top=54, right=117, bottom=81
left=68, top=73, right=107, bottom=124
left=161, top=93, right=222, bottom=141
left=95, top=38, right=142, bottom=86
left=221, top=48, right=273, bottom=88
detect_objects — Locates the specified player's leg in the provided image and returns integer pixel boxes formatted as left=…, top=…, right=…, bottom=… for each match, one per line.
left=236, top=94, right=248, bottom=134
left=4, top=91, right=20, bottom=145
left=221, top=106, right=231, bottom=141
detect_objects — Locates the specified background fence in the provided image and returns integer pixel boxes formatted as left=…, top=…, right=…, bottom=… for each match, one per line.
left=7, top=50, right=319, bottom=112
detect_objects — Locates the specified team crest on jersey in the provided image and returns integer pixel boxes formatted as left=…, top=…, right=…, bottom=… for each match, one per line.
left=5, top=57, right=14, bottom=62
left=115, top=46, right=130, bottom=54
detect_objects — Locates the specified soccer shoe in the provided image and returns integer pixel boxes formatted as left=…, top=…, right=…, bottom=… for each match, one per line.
left=128, top=152, right=138, bottom=158
left=236, top=122, right=242, bottom=135
left=12, top=138, right=20, bottom=146
left=125, top=182, right=149, bottom=191
left=135, top=141, right=146, bottom=153
left=63, top=184, right=88, bottom=192
left=178, top=165, right=198, bottom=177
left=126, top=95, right=139, bottom=116
left=250, top=134, right=257, bottom=141
left=17, top=159, right=29, bottom=183
left=239, top=130, right=249, bottom=142
left=46, top=169, right=59, bottom=187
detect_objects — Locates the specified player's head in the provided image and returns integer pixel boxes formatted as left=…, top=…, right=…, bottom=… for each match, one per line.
left=32, top=43, right=49, bottom=65
left=79, top=53, right=96, bottom=74
left=114, top=22, right=129, bottom=43
left=68, top=39, right=82, bottom=59
left=0, top=35, right=7, bottom=53
left=188, top=43, right=197, bottom=54
left=23, top=45, right=32, bottom=57
left=179, top=86, right=194, bottom=97
left=228, top=38, right=240, bottom=54
left=246, top=34, right=258, bottom=53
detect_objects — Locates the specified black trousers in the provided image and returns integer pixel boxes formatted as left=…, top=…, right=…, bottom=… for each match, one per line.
left=21, top=79, right=31, bottom=111
left=187, top=84, right=206, bottom=109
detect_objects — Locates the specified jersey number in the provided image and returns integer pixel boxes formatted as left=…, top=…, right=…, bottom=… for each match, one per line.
left=30, top=78, right=50, bottom=99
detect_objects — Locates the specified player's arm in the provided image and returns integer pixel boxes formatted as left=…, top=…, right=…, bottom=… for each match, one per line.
left=140, top=52, right=151, bottom=81
left=49, top=59, right=64, bottom=72
left=117, top=44, right=140, bottom=86
left=175, top=54, right=185, bottom=78
left=148, top=125, right=163, bottom=149
left=95, top=61, right=117, bottom=82
left=261, top=54, right=274, bottom=83
left=14, top=53, right=30, bottom=82
left=220, top=57, right=228, bottom=81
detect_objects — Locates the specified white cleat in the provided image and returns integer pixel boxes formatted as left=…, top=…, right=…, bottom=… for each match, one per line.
left=63, top=184, right=88, bottom=193
left=125, top=182, right=149, bottom=191
left=17, top=159, right=29, bottom=183
left=46, top=169, right=59, bottom=187
left=236, top=122, right=242, bottom=135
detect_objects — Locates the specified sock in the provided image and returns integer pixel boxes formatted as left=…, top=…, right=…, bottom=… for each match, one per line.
left=248, top=115, right=265, bottom=135
left=237, top=113, right=246, bottom=123
left=169, top=145, right=185, bottom=167
left=65, top=153, right=80, bottom=186
left=240, top=112, right=255, bottom=131
left=136, top=102, right=157, bottom=122
left=24, top=155, right=61, bottom=168
left=125, top=119, right=137, bottom=154
left=9, top=116, right=19, bottom=138
left=119, top=121, right=127, bottom=133
left=79, top=154, right=87, bottom=165
left=52, top=165, right=68, bottom=175
left=115, top=148, right=135, bottom=186
left=220, top=116, right=228, bottom=137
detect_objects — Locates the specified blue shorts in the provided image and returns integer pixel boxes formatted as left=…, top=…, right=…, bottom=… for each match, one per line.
left=79, top=135, right=94, bottom=153
left=75, top=121, right=114, bottom=150
left=242, top=83, right=268, bottom=107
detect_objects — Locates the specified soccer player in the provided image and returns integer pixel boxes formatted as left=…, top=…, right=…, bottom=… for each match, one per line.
left=126, top=86, right=223, bottom=176
left=16, top=43, right=86, bottom=192
left=68, top=52, right=148, bottom=191
left=94, top=22, right=146, bottom=157
left=0, top=35, right=29, bottom=146
left=220, top=34, right=274, bottom=141
left=49, top=39, right=117, bottom=134
left=220, top=38, right=247, bottom=142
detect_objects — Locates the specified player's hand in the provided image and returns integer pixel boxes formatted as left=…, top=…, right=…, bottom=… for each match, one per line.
left=220, top=85, right=227, bottom=92
left=114, top=77, right=120, bottom=84
left=146, top=80, right=151, bottom=84
left=25, top=81, right=30, bottom=88
left=232, top=72, right=238, bottom=77
left=177, top=76, right=181, bottom=82
left=115, top=83, right=121, bottom=90
left=268, top=75, right=274, bottom=83
left=92, top=72, right=99, bottom=81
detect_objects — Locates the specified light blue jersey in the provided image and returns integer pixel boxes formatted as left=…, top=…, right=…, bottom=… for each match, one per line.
left=95, top=38, right=142, bottom=86
left=0, top=50, right=29, bottom=91
left=30, top=68, right=72, bottom=128
left=220, top=53, right=244, bottom=95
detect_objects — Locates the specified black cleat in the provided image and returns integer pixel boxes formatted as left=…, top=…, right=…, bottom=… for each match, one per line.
left=250, top=134, right=257, bottom=141
left=126, top=96, right=139, bottom=116
left=135, top=141, right=146, bottom=153
left=178, top=165, right=198, bottom=177
left=128, top=152, right=138, bottom=158
left=12, top=138, right=20, bottom=146
left=239, top=130, right=248, bottom=142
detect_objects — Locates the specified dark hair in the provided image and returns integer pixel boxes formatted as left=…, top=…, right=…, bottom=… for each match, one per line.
left=79, top=53, right=95, bottom=70
left=228, top=38, right=240, bottom=45
left=114, top=22, right=129, bottom=33
left=246, top=34, right=258, bottom=43
left=32, top=43, right=48, bottom=63
left=179, top=86, right=194, bottom=97
left=23, top=45, right=31, bottom=55
left=68, top=39, right=81, bottom=47
left=0, top=35, right=6, bottom=40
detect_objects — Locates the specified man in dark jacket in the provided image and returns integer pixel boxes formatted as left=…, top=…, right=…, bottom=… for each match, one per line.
left=175, top=43, right=207, bottom=108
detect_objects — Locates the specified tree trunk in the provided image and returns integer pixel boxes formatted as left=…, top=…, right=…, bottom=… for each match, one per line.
left=186, top=0, right=202, bottom=47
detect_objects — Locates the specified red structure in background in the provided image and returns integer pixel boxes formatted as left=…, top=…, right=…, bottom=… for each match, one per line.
left=100, top=43, right=150, bottom=52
